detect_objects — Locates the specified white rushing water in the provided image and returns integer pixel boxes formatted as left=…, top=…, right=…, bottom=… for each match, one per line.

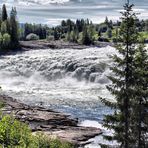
left=0, top=46, right=116, bottom=147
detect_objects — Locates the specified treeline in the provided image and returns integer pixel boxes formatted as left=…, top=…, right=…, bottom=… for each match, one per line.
left=47, top=17, right=148, bottom=45
left=0, top=4, right=19, bottom=52
left=50, top=19, right=97, bottom=45
left=50, top=18, right=119, bottom=44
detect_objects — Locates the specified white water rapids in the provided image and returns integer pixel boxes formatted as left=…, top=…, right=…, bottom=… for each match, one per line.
left=0, top=46, right=116, bottom=147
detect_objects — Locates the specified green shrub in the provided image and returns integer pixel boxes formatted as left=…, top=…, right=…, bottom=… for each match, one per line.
left=26, top=33, right=39, bottom=41
left=47, top=35, right=54, bottom=41
left=0, top=115, right=73, bottom=148
left=2, top=33, right=11, bottom=48
left=0, top=101, right=5, bottom=109
left=32, top=132, right=73, bottom=148
left=0, top=33, right=3, bottom=47
left=0, top=115, right=32, bottom=147
left=32, top=132, right=51, bottom=148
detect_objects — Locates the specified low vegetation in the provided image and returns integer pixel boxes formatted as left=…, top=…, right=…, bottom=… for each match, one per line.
left=0, top=101, right=73, bottom=148
left=0, top=114, right=73, bottom=148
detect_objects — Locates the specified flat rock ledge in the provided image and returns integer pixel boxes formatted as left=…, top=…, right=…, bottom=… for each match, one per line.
left=0, top=95, right=102, bottom=147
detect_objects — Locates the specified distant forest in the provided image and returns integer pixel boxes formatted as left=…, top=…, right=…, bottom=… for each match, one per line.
left=0, top=4, right=148, bottom=53
left=20, top=17, right=148, bottom=45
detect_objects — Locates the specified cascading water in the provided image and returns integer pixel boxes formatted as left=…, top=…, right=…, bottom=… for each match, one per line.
left=0, top=46, right=116, bottom=147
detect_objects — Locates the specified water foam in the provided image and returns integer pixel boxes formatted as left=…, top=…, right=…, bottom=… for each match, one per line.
left=0, top=46, right=117, bottom=147
left=79, top=120, right=118, bottom=148
left=0, top=46, right=115, bottom=117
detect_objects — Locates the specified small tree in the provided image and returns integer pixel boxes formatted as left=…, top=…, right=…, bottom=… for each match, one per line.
left=2, top=33, right=11, bottom=48
left=105, top=16, right=109, bottom=25
left=107, top=28, right=112, bottom=38
left=81, top=26, right=91, bottom=45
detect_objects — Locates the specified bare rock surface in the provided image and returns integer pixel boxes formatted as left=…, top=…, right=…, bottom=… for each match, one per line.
left=0, top=95, right=102, bottom=146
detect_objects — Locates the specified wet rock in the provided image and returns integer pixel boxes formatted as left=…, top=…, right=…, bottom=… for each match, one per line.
left=72, top=67, right=85, bottom=80
left=66, top=62, right=76, bottom=72
left=83, top=70, right=91, bottom=80
left=95, top=76, right=109, bottom=84
left=0, top=95, right=102, bottom=146
left=51, top=69, right=63, bottom=79
left=89, top=73, right=100, bottom=82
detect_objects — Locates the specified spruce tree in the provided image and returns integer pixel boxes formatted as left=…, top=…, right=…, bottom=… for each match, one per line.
left=100, top=1, right=148, bottom=147
left=2, top=4, right=8, bottom=21
left=107, top=28, right=112, bottom=38
left=82, top=26, right=91, bottom=45
left=10, top=7, right=19, bottom=47
left=131, top=44, right=148, bottom=147
left=105, top=16, right=109, bottom=25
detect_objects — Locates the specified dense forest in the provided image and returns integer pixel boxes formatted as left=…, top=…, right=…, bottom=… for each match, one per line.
left=50, top=17, right=148, bottom=45
left=22, top=17, right=148, bottom=45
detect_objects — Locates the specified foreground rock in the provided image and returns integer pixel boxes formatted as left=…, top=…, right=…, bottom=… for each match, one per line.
left=0, top=95, right=102, bottom=147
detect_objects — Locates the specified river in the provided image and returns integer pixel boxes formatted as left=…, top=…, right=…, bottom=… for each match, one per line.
left=0, top=46, right=117, bottom=147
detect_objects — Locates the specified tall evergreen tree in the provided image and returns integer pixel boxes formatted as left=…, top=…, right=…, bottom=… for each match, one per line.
left=131, top=44, right=148, bottom=147
left=2, top=4, right=8, bottom=21
left=100, top=1, right=148, bottom=147
left=82, top=26, right=91, bottom=45
left=10, top=7, right=18, bottom=45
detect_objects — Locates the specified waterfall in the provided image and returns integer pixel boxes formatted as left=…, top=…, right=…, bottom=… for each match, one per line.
left=0, top=46, right=115, bottom=120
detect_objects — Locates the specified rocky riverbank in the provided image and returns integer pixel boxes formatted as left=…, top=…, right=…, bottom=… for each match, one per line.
left=20, top=40, right=113, bottom=50
left=0, top=95, right=102, bottom=147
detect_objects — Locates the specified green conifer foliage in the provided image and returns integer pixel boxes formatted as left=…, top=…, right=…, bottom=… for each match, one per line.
left=131, top=44, right=148, bottom=147
left=100, top=1, right=148, bottom=147
left=10, top=7, right=19, bottom=45
left=2, top=4, right=7, bottom=21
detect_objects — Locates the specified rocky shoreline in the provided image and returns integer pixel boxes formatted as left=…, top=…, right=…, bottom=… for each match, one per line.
left=0, top=95, right=102, bottom=147
left=20, top=40, right=113, bottom=50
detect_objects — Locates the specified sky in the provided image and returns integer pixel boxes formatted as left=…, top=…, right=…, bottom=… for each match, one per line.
left=0, top=0, right=147, bottom=25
